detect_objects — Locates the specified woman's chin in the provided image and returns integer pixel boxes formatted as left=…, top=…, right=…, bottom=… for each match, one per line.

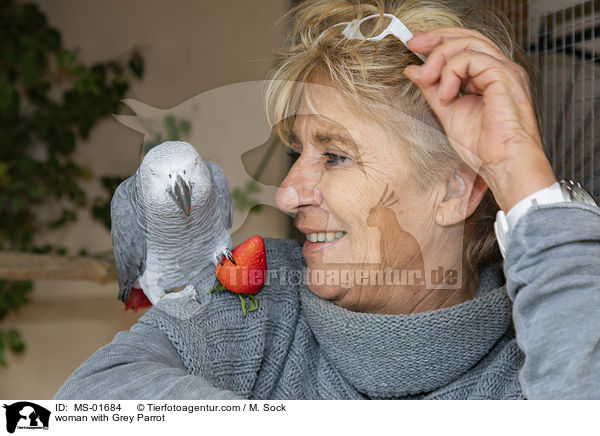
left=304, top=266, right=349, bottom=301
left=302, top=234, right=356, bottom=301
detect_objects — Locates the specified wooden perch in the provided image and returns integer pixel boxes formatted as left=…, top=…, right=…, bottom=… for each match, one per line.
left=0, top=252, right=117, bottom=284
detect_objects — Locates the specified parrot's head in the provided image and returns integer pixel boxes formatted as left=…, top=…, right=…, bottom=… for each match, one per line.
left=138, top=141, right=211, bottom=216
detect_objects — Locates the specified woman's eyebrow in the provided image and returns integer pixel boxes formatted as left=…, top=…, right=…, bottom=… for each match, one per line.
left=286, top=129, right=359, bottom=151
left=286, top=132, right=301, bottom=146
left=314, top=132, right=356, bottom=148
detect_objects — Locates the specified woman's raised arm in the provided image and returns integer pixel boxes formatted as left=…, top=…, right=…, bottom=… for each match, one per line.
left=405, top=28, right=600, bottom=399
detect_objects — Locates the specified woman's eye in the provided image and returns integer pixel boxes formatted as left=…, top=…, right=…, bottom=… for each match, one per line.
left=322, top=152, right=349, bottom=166
left=286, top=150, right=301, bottom=163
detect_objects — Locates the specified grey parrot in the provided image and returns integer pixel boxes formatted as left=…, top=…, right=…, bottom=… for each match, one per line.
left=110, top=140, right=235, bottom=318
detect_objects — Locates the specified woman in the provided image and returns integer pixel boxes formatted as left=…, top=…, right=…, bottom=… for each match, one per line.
left=55, top=0, right=600, bottom=399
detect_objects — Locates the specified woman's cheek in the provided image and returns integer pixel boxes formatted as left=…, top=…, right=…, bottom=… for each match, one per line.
left=363, top=227, right=385, bottom=264
left=329, top=190, right=380, bottom=264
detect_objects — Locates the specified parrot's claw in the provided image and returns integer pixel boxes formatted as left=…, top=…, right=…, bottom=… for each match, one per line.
left=217, top=248, right=236, bottom=266
left=225, top=248, right=236, bottom=265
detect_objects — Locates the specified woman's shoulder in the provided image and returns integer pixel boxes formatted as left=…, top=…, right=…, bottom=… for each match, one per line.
left=135, top=238, right=305, bottom=396
left=263, top=237, right=303, bottom=268
left=256, top=238, right=304, bottom=298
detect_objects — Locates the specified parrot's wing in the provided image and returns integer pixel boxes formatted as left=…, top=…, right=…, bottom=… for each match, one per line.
left=110, top=175, right=146, bottom=303
left=207, top=161, right=233, bottom=229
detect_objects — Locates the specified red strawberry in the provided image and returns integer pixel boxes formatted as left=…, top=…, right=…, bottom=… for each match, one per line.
left=216, top=236, right=267, bottom=295
left=124, top=287, right=152, bottom=312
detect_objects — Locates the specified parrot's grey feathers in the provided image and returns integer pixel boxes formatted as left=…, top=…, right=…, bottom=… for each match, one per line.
left=207, top=161, right=233, bottom=229
left=111, top=175, right=146, bottom=303
left=110, top=142, right=232, bottom=319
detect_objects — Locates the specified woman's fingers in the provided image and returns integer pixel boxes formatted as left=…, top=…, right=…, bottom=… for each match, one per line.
left=405, top=49, right=524, bottom=106
left=404, top=48, right=540, bottom=168
left=417, top=37, right=508, bottom=85
left=407, top=30, right=444, bottom=54
left=437, top=50, right=526, bottom=103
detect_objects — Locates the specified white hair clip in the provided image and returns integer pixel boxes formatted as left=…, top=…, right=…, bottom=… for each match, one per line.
left=317, top=13, right=426, bottom=62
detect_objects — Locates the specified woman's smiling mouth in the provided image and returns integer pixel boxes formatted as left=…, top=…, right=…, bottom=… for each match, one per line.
left=302, top=230, right=348, bottom=258
left=305, top=231, right=346, bottom=242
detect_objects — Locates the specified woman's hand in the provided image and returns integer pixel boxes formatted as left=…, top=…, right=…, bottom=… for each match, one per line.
left=404, top=28, right=556, bottom=211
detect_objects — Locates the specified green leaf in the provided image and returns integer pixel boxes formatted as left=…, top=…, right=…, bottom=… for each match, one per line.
left=246, top=180, right=260, bottom=193
left=91, top=175, right=125, bottom=230
left=56, top=49, right=77, bottom=69
left=22, top=3, right=46, bottom=29
left=179, top=119, right=191, bottom=134
left=164, top=115, right=178, bottom=141
left=0, top=333, right=5, bottom=367
left=43, top=28, right=61, bottom=50
left=248, top=295, right=258, bottom=312
left=231, top=181, right=261, bottom=213
left=10, top=196, right=21, bottom=212
left=128, top=51, right=144, bottom=78
left=0, top=280, right=33, bottom=315
left=8, top=329, right=25, bottom=354
left=0, top=73, right=19, bottom=115
left=47, top=209, right=77, bottom=229
left=28, top=186, right=42, bottom=199
left=18, top=50, right=40, bottom=86
left=216, top=283, right=227, bottom=291
left=238, top=294, right=247, bottom=317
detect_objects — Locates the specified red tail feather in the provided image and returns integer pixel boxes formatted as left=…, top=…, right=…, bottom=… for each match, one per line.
left=124, top=287, right=152, bottom=312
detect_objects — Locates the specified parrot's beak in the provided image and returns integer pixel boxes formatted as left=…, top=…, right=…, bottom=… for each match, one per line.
left=168, top=175, right=192, bottom=216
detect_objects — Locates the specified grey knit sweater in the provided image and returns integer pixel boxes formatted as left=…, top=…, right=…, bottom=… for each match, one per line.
left=54, top=203, right=600, bottom=399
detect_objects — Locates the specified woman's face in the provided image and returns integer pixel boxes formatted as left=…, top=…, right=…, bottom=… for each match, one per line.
left=276, top=83, right=452, bottom=313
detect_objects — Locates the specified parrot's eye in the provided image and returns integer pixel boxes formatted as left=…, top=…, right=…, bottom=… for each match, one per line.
left=183, top=170, right=186, bottom=175
left=150, top=169, right=155, bottom=175
left=169, top=174, right=172, bottom=179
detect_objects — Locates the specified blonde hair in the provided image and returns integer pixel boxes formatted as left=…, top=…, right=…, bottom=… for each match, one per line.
left=266, top=0, right=540, bottom=273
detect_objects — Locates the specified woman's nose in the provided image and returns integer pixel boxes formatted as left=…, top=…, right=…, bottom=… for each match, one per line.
left=276, top=157, right=323, bottom=214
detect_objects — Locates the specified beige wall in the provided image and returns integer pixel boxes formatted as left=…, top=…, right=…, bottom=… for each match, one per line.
left=1, top=0, right=290, bottom=399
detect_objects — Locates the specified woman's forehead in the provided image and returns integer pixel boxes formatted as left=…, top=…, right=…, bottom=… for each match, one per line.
left=290, top=108, right=391, bottom=156
left=298, top=81, right=353, bottom=118
left=296, top=81, right=391, bottom=135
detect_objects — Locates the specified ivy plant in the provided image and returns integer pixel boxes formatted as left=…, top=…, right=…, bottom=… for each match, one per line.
left=0, top=0, right=144, bottom=366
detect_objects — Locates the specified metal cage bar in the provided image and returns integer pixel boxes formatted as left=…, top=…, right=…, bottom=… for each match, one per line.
left=483, top=0, right=600, bottom=198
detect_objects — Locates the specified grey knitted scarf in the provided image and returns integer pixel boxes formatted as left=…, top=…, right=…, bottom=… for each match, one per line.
left=140, top=238, right=524, bottom=399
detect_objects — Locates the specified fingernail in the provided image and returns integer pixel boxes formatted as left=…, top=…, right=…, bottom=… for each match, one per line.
left=438, top=85, right=446, bottom=101
left=404, top=65, right=423, bottom=80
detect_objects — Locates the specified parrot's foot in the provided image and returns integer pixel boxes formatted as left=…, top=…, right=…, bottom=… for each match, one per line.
left=154, top=284, right=208, bottom=320
left=216, top=248, right=236, bottom=266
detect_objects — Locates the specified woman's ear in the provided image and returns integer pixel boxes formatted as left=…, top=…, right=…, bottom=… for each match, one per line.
left=435, top=167, right=488, bottom=227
